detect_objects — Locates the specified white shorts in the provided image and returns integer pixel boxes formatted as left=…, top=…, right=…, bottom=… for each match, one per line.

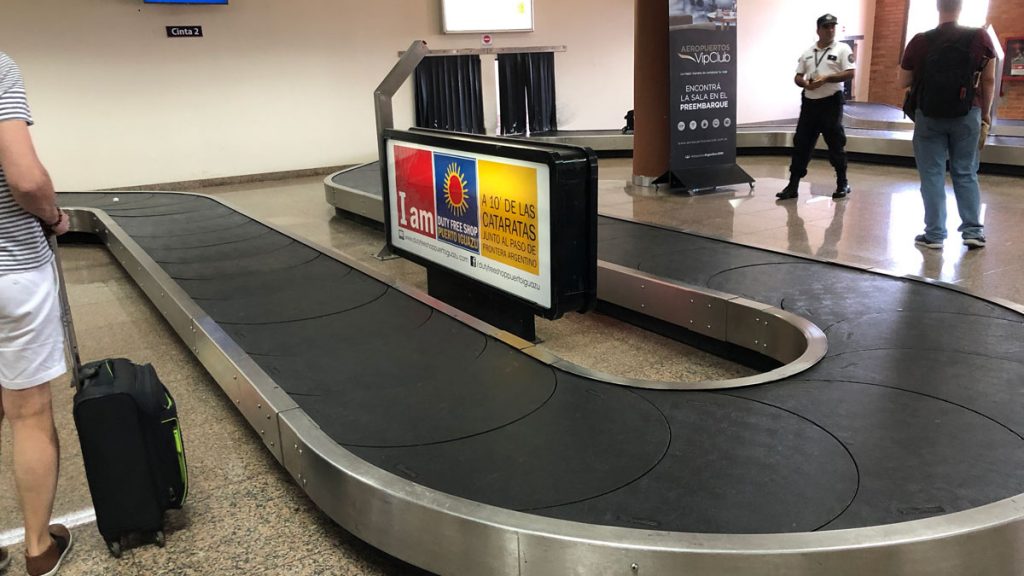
left=0, top=260, right=67, bottom=390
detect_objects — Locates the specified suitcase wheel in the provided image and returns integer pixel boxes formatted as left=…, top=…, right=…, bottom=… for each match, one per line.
left=154, top=530, right=166, bottom=548
left=107, top=539, right=123, bottom=558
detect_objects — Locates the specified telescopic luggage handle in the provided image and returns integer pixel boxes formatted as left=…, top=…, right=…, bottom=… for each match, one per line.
left=48, top=235, right=83, bottom=390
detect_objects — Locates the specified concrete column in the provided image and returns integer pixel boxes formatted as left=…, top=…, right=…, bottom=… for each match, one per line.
left=632, top=0, right=669, bottom=186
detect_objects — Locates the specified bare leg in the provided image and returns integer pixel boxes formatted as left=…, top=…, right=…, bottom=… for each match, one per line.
left=2, top=383, right=60, bottom=557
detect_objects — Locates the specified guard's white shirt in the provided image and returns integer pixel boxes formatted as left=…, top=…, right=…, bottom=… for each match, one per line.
left=795, top=41, right=855, bottom=100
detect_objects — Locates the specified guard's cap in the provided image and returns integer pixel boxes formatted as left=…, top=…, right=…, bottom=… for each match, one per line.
left=817, top=13, right=838, bottom=27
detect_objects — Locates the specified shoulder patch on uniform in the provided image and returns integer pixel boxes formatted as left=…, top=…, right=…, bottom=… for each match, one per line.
left=848, top=53, right=856, bottom=64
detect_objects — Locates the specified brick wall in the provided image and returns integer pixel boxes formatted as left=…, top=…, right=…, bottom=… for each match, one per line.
left=867, top=0, right=909, bottom=107
left=868, top=0, right=1024, bottom=119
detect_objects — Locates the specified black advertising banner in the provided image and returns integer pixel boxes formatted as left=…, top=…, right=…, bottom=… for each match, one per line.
left=166, top=26, right=204, bottom=38
left=665, top=1, right=752, bottom=191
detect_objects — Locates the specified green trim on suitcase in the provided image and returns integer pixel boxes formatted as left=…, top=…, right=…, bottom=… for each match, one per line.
left=162, top=417, right=189, bottom=505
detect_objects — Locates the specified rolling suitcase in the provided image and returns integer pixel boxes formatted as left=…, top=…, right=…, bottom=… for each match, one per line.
left=51, top=237, right=189, bottom=558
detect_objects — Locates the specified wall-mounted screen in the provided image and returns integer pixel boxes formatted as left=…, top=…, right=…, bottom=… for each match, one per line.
left=145, top=0, right=227, bottom=4
left=442, top=0, right=533, bottom=34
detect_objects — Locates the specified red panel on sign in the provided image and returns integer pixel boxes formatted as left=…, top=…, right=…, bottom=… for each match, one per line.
left=394, top=145, right=437, bottom=239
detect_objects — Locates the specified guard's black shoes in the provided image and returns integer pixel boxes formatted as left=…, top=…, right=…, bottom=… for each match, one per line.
left=776, top=184, right=799, bottom=200
left=833, top=184, right=851, bottom=199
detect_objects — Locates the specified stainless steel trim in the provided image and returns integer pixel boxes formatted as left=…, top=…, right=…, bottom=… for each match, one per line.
left=737, top=129, right=1024, bottom=166
left=276, top=405, right=1024, bottom=576
left=737, top=130, right=917, bottom=157
left=977, top=142, right=1024, bottom=166
left=509, top=127, right=1024, bottom=167
left=192, top=316, right=296, bottom=463
left=898, top=273, right=1024, bottom=316
left=323, top=169, right=385, bottom=222
left=993, top=123, right=1024, bottom=138
left=323, top=180, right=828, bottom=389
left=86, top=210, right=203, bottom=349
left=527, top=132, right=634, bottom=151
left=372, top=41, right=429, bottom=249
left=599, top=262, right=729, bottom=341
left=631, top=174, right=658, bottom=187
left=65, top=208, right=297, bottom=464
left=588, top=261, right=827, bottom=390
left=325, top=166, right=385, bottom=222
left=280, top=409, right=521, bottom=575
left=60, top=196, right=1024, bottom=576
left=376, top=41, right=429, bottom=168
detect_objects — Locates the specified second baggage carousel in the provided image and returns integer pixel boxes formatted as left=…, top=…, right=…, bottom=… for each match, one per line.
left=522, top=103, right=1024, bottom=173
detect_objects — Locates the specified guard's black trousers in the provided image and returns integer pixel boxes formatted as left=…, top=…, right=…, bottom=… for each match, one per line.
left=788, top=91, right=848, bottom=186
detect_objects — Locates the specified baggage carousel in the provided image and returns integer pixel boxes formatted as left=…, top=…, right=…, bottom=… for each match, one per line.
left=525, top=103, right=1024, bottom=172
left=60, top=184, right=1024, bottom=575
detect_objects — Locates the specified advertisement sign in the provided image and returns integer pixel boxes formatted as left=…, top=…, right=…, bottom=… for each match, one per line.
left=388, top=140, right=552, bottom=309
left=666, top=0, right=751, bottom=190
left=1005, top=37, right=1024, bottom=79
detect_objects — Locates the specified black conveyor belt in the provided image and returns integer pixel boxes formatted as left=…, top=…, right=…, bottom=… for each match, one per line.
left=62, top=191, right=1024, bottom=536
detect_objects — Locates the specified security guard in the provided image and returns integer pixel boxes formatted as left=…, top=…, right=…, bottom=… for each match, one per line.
left=777, top=13, right=856, bottom=200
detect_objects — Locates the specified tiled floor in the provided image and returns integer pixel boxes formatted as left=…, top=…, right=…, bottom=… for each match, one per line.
left=599, top=156, right=1024, bottom=306
left=1, top=153, right=1021, bottom=575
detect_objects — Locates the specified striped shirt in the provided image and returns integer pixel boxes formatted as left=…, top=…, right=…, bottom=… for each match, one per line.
left=0, top=52, right=50, bottom=273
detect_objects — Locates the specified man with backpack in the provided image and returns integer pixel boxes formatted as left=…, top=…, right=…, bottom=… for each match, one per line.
left=898, top=0, right=996, bottom=250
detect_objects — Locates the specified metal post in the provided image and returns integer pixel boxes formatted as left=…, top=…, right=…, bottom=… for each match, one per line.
left=374, top=40, right=429, bottom=260
left=992, top=55, right=1004, bottom=131
left=984, top=25, right=1003, bottom=134
left=375, top=40, right=430, bottom=163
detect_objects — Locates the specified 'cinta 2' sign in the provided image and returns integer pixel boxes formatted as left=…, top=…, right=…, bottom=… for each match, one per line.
left=166, top=26, right=203, bottom=38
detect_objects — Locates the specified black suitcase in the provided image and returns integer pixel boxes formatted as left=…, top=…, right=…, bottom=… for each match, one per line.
left=51, top=238, right=189, bottom=558
left=73, top=358, right=188, bottom=557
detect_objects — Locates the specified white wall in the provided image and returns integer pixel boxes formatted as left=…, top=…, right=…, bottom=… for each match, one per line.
left=0, top=0, right=634, bottom=190
left=737, top=0, right=876, bottom=123
left=1, top=0, right=879, bottom=190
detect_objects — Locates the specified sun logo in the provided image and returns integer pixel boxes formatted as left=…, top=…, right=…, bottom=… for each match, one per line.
left=443, top=163, right=470, bottom=216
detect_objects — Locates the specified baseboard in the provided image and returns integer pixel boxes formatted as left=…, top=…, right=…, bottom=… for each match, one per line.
left=99, top=165, right=353, bottom=192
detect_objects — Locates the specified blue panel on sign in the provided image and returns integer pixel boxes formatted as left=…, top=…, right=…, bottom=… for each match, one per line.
left=433, top=153, right=481, bottom=254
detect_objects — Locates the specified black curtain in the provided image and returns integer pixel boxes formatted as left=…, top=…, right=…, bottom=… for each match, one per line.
left=497, top=52, right=557, bottom=135
left=414, top=55, right=485, bottom=134
left=525, top=52, right=557, bottom=134
left=497, top=53, right=527, bottom=135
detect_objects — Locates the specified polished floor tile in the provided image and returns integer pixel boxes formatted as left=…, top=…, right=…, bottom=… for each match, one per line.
left=599, top=157, right=1024, bottom=305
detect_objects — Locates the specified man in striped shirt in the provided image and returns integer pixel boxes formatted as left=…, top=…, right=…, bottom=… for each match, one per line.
left=0, top=51, right=74, bottom=575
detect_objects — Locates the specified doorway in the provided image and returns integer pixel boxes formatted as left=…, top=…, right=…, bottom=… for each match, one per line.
left=905, top=0, right=989, bottom=42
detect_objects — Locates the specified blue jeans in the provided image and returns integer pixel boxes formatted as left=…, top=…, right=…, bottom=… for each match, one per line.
left=912, top=107, right=984, bottom=240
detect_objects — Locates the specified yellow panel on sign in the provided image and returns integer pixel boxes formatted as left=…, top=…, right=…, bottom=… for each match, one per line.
left=478, top=160, right=539, bottom=275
